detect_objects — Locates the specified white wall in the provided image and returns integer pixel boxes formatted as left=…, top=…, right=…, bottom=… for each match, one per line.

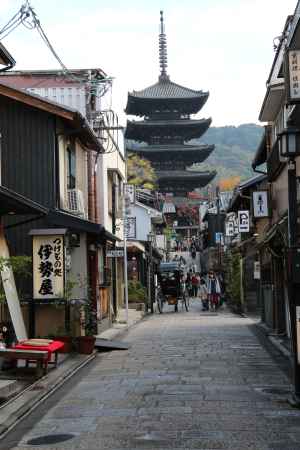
left=97, top=145, right=126, bottom=234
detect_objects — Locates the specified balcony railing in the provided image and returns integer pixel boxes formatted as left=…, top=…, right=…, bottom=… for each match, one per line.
left=267, top=138, right=285, bottom=182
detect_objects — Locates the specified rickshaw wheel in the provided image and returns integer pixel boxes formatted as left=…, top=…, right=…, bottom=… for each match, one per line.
left=157, top=293, right=164, bottom=313
left=183, top=293, right=189, bottom=312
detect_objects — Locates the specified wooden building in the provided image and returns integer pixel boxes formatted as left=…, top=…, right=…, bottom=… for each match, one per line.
left=0, top=81, right=116, bottom=336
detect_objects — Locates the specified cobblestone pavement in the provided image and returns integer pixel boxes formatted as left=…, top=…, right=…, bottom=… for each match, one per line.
left=1, top=300, right=300, bottom=450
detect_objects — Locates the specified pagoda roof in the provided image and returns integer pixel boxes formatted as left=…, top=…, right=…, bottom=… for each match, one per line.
left=125, top=118, right=212, bottom=142
left=156, top=170, right=216, bottom=181
left=127, top=144, right=214, bottom=163
left=129, top=79, right=207, bottom=100
left=156, top=170, right=216, bottom=194
left=125, top=79, right=209, bottom=115
left=125, top=90, right=208, bottom=116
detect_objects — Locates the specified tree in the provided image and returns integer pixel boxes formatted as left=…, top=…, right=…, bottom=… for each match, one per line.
left=127, top=154, right=157, bottom=190
left=218, top=176, right=240, bottom=192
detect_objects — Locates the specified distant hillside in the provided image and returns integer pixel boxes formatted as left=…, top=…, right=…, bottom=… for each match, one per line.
left=193, top=123, right=264, bottom=182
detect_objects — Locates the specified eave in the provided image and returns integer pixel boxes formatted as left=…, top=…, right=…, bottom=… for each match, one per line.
left=0, top=43, right=15, bottom=71
left=126, top=144, right=215, bottom=163
left=0, top=186, right=48, bottom=216
left=125, top=94, right=209, bottom=116
left=252, top=126, right=269, bottom=169
left=259, top=81, right=285, bottom=122
left=125, top=118, right=212, bottom=142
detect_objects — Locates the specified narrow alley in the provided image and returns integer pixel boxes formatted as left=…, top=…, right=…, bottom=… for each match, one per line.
left=1, top=302, right=298, bottom=450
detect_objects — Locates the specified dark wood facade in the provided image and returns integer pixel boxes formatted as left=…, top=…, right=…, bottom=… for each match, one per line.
left=1, top=96, right=56, bottom=208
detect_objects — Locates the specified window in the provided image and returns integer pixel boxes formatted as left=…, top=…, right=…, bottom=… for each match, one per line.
left=67, top=145, right=76, bottom=189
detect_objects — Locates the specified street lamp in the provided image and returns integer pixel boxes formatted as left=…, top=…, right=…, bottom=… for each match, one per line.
left=278, top=127, right=300, bottom=407
left=279, top=128, right=300, bottom=158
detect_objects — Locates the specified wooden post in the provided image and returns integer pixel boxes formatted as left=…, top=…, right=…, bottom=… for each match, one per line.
left=0, top=222, right=27, bottom=341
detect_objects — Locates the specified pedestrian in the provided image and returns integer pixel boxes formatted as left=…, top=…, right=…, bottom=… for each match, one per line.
left=191, top=273, right=199, bottom=297
left=186, top=272, right=193, bottom=297
left=207, top=270, right=221, bottom=311
left=199, top=277, right=208, bottom=311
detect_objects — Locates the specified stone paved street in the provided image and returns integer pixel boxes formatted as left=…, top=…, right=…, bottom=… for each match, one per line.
left=1, top=301, right=300, bottom=450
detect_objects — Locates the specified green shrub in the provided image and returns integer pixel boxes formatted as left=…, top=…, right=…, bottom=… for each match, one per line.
left=128, top=281, right=147, bottom=303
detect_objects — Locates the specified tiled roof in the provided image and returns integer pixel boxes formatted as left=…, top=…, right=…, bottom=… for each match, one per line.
left=127, top=144, right=214, bottom=153
left=130, top=78, right=208, bottom=99
left=156, top=170, right=217, bottom=179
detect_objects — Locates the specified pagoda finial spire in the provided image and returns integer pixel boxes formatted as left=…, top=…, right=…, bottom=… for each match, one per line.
left=159, top=10, right=169, bottom=81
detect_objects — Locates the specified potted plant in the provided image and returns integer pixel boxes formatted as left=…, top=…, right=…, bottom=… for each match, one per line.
left=49, top=278, right=79, bottom=353
left=75, top=294, right=97, bottom=355
left=52, top=326, right=73, bottom=353
left=128, top=281, right=147, bottom=311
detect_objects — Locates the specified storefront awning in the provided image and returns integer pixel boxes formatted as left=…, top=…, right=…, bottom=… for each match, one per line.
left=0, top=186, right=48, bottom=216
left=48, top=210, right=120, bottom=241
left=126, top=241, right=145, bottom=253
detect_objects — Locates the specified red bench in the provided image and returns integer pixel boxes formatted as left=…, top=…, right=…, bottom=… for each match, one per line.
left=14, top=340, right=64, bottom=375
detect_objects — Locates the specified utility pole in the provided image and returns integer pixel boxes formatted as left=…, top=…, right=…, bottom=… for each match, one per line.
left=123, top=186, right=129, bottom=326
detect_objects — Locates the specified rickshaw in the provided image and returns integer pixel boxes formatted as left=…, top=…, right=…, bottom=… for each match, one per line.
left=156, top=262, right=189, bottom=313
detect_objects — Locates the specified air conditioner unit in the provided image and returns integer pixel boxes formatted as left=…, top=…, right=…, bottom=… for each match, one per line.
left=67, top=189, right=86, bottom=218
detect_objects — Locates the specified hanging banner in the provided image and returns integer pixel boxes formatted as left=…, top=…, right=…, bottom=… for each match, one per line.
left=254, top=261, right=261, bottom=280
left=32, top=234, right=65, bottom=299
left=124, top=184, right=136, bottom=204
left=226, top=220, right=235, bottom=236
left=253, top=191, right=269, bottom=218
left=238, top=210, right=250, bottom=233
left=124, top=217, right=136, bottom=239
left=215, top=232, right=223, bottom=244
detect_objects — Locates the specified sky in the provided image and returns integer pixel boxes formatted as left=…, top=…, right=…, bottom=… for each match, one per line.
left=0, top=0, right=298, bottom=127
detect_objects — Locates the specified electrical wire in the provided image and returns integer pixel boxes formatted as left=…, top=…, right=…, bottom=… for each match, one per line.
left=0, top=0, right=121, bottom=155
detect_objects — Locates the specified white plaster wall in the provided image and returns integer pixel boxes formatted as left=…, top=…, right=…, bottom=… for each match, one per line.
left=57, top=130, right=89, bottom=217
left=97, top=146, right=126, bottom=232
left=132, top=205, right=152, bottom=241
left=66, top=233, right=88, bottom=300
left=74, top=140, right=89, bottom=218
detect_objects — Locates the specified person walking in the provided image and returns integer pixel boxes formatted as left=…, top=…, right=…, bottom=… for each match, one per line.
left=199, top=277, right=208, bottom=311
left=207, top=270, right=221, bottom=311
left=191, top=273, right=199, bottom=298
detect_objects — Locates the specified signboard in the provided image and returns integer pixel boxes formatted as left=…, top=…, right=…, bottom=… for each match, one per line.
left=254, top=261, right=261, bottom=280
left=215, top=232, right=223, bottom=244
left=33, top=235, right=65, bottom=299
left=107, top=250, right=124, bottom=258
left=238, top=210, right=250, bottom=233
left=253, top=191, right=269, bottom=218
left=124, top=184, right=135, bottom=204
left=286, top=50, right=300, bottom=103
left=124, top=217, right=136, bottom=239
left=226, top=220, right=235, bottom=236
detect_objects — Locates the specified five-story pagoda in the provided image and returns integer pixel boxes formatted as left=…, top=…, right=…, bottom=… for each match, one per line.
left=125, top=11, right=216, bottom=197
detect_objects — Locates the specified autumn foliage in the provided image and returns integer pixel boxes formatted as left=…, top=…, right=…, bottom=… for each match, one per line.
left=127, top=154, right=157, bottom=190
left=218, top=176, right=240, bottom=191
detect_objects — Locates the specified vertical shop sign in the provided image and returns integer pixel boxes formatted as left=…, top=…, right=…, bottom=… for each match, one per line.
left=33, top=234, right=65, bottom=299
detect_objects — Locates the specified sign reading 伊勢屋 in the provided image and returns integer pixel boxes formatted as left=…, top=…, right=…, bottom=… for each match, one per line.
left=33, top=234, right=65, bottom=299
